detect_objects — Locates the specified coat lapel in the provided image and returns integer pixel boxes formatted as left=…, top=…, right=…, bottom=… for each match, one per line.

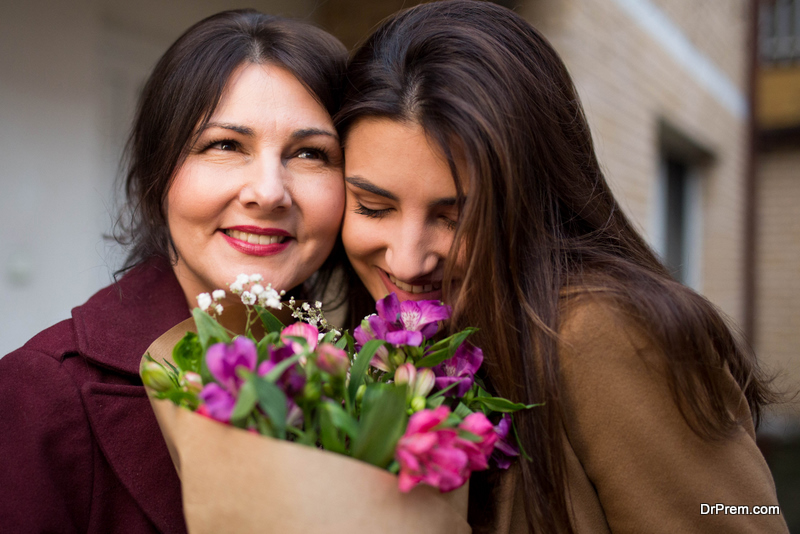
left=81, top=381, right=187, bottom=534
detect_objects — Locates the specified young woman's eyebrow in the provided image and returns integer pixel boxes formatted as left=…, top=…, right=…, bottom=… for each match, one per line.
left=430, top=197, right=457, bottom=209
left=345, top=176, right=398, bottom=201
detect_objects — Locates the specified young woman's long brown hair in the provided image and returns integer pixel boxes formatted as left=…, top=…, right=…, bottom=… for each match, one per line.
left=336, top=1, right=776, bottom=531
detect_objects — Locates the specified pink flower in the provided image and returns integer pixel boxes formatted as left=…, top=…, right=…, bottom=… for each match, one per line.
left=281, top=322, right=319, bottom=353
left=316, top=343, right=349, bottom=377
left=457, top=412, right=499, bottom=471
left=396, top=406, right=471, bottom=493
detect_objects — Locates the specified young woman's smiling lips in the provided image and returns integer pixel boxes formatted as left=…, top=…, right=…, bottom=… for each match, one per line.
left=221, top=225, right=292, bottom=256
left=378, top=268, right=443, bottom=301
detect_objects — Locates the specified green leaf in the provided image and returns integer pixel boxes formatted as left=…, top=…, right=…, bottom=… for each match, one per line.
left=347, top=339, right=386, bottom=404
left=230, top=379, right=258, bottom=426
left=416, top=328, right=478, bottom=368
left=253, top=377, right=288, bottom=439
left=254, top=305, right=286, bottom=334
left=192, top=308, right=231, bottom=351
left=511, top=415, right=533, bottom=462
left=426, top=395, right=446, bottom=409
left=319, top=405, right=346, bottom=454
left=469, top=397, right=543, bottom=413
left=320, top=330, right=338, bottom=345
left=334, top=334, right=348, bottom=350
left=262, top=353, right=303, bottom=383
left=172, top=332, right=203, bottom=374
left=352, top=384, right=408, bottom=468
left=454, top=401, right=474, bottom=419
left=321, top=401, right=360, bottom=441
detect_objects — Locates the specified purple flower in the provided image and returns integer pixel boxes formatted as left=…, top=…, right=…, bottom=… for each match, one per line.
left=198, top=383, right=236, bottom=423
left=490, top=414, right=520, bottom=469
left=377, top=294, right=451, bottom=343
left=432, top=343, right=483, bottom=397
left=356, top=294, right=451, bottom=350
left=258, top=345, right=306, bottom=397
left=206, top=337, right=257, bottom=393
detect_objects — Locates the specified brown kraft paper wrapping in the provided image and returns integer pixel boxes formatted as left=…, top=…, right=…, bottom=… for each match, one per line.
left=143, top=318, right=472, bottom=534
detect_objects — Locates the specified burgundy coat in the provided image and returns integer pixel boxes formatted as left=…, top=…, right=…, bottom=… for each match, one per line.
left=0, top=258, right=190, bottom=533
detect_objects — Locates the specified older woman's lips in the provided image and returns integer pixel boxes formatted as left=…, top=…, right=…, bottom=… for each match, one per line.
left=222, top=227, right=292, bottom=256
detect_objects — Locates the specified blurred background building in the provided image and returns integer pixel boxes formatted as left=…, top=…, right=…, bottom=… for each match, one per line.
left=1, top=0, right=797, bottom=523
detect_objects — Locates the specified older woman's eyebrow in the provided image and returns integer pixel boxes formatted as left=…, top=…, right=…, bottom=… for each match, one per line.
left=345, top=176, right=397, bottom=200
left=200, top=122, right=255, bottom=136
left=292, top=128, right=339, bottom=142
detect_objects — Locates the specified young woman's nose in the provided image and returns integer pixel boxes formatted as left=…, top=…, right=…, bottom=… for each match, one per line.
left=384, top=222, right=442, bottom=281
left=238, top=157, right=292, bottom=211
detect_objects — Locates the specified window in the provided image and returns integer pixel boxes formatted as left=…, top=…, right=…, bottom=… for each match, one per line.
left=651, top=123, right=711, bottom=290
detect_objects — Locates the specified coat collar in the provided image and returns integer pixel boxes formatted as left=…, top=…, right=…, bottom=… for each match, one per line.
left=72, top=257, right=191, bottom=376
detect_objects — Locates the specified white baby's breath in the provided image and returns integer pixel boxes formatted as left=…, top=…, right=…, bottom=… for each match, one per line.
left=215, top=304, right=223, bottom=315
left=197, top=293, right=212, bottom=311
left=229, top=281, right=244, bottom=294
left=251, top=284, right=265, bottom=296
left=241, top=291, right=256, bottom=306
left=212, top=289, right=226, bottom=301
left=236, top=274, right=250, bottom=285
left=249, top=273, right=263, bottom=283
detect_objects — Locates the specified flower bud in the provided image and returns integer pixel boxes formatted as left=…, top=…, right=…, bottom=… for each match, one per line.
left=410, top=396, right=427, bottom=413
left=316, top=343, right=349, bottom=377
left=413, top=368, right=436, bottom=398
left=356, top=384, right=367, bottom=403
left=142, top=361, right=173, bottom=392
left=390, top=350, right=406, bottom=369
left=394, top=363, right=416, bottom=386
left=181, top=371, right=203, bottom=394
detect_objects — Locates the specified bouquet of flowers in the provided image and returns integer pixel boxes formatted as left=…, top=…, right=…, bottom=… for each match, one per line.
left=141, top=274, right=536, bottom=533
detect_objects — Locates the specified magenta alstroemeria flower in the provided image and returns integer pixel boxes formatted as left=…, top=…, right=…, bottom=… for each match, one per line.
left=258, top=345, right=306, bottom=397
left=457, top=412, right=499, bottom=471
left=376, top=293, right=451, bottom=344
left=206, top=337, right=257, bottom=393
left=198, top=383, right=236, bottom=423
left=280, top=322, right=319, bottom=353
left=354, top=315, right=393, bottom=371
left=490, top=414, right=519, bottom=469
left=432, top=343, right=484, bottom=397
left=395, top=406, right=471, bottom=493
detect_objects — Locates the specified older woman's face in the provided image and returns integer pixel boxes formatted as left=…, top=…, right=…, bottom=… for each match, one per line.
left=341, top=118, right=461, bottom=303
left=167, top=63, right=344, bottom=302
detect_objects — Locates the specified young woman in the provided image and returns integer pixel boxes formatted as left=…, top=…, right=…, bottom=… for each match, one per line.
left=0, top=10, right=346, bottom=533
left=336, top=1, right=787, bottom=532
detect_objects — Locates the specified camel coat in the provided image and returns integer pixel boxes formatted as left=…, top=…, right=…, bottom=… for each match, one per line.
left=470, top=297, right=788, bottom=533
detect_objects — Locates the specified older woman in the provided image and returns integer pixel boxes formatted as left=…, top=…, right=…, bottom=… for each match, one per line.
left=0, top=10, right=346, bottom=533
left=336, top=1, right=787, bottom=532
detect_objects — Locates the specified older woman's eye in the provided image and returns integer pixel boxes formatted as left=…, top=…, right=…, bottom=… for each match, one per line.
left=203, top=139, right=239, bottom=151
left=296, top=147, right=330, bottom=162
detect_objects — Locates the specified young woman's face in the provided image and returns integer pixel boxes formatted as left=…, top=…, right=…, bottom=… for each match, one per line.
left=341, top=118, right=461, bottom=302
left=167, top=63, right=344, bottom=303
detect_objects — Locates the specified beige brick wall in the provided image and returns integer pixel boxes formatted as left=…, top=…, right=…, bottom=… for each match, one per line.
left=756, top=147, right=800, bottom=405
left=521, top=0, right=749, bottom=324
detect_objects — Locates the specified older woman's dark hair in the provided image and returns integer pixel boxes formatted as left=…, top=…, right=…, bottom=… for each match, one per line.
left=336, top=1, right=776, bottom=531
left=118, top=9, right=347, bottom=289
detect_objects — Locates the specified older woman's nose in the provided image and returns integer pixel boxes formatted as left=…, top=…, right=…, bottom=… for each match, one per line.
left=238, top=157, right=292, bottom=211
